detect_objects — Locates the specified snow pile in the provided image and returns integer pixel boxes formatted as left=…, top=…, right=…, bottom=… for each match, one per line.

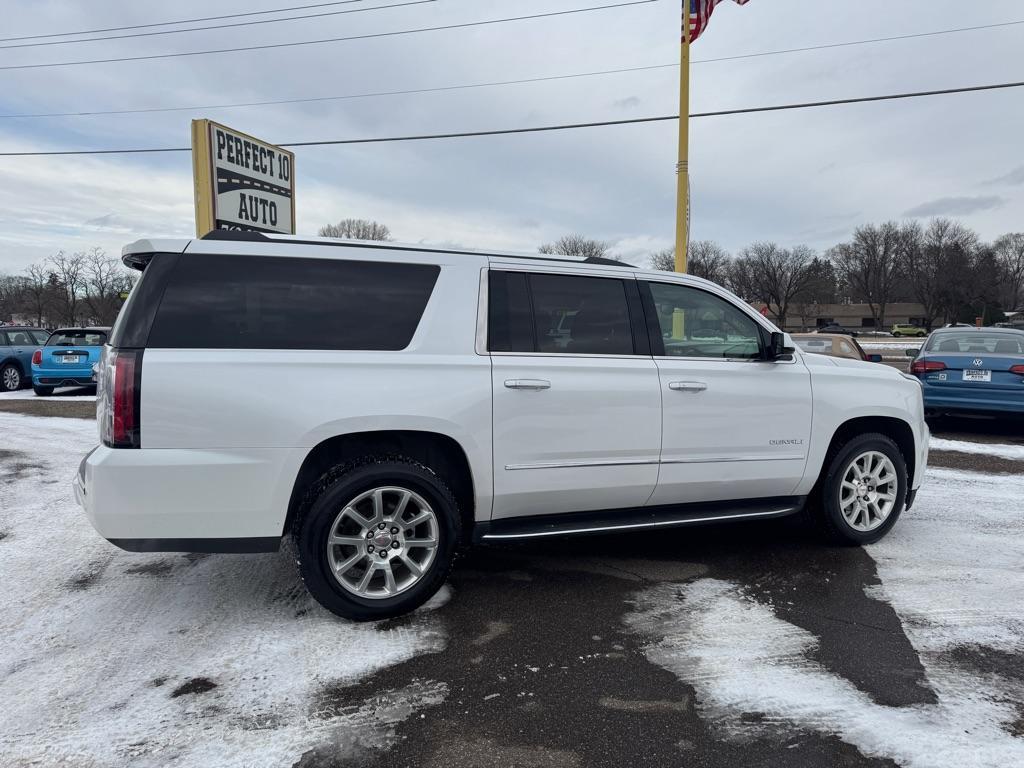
left=929, top=437, right=1024, bottom=462
left=0, top=413, right=447, bottom=767
left=626, top=467, right=1024, bottom=766
left=0, top=387, right=96, bottom=401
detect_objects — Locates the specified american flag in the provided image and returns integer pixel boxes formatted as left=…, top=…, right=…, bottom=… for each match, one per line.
left=684, top=0, right=751, bottom=43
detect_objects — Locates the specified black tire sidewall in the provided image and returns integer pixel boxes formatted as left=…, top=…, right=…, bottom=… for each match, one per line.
left=820, top=434, right=907, bottom=545
left=33, top=386, right=53, bottom=397
left=297, top=459, right=459, bottom=621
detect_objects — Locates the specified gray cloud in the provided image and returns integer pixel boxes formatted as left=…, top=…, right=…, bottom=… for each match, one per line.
left=612, top=96, right=641, bottom=110
left=981, top=166, right=1024, bottom=186
left=903, top=196, right=1006, bottom=218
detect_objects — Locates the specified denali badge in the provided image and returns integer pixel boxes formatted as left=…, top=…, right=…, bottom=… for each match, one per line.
left=770, top=439, right=804, bottom=446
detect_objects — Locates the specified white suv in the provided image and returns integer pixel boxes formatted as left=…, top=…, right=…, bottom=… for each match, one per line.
left=75, top=232, right=929, bottom=620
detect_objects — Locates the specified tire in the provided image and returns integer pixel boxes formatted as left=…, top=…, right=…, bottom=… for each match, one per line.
left=892, top=331, right=901, bottom=337
left=294, top=455, right=461, bottom=621
left=1, top=363, right=23, bottom=392
left=33, top=386, right=54, bottom=397
left=810, top=432, right=907, bottom=545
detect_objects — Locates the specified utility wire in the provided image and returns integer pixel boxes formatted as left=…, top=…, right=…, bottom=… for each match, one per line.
left=693, top=18, right=1024, bottom=64
left=0, top=0, right=436, bottom=51
left=0, top=1, right=653, bottom=71
left=0, top=80, right=1018, bottom=157
left=0, top=64, right=680, bottom=119
left=0, top=1, right=369, bottom=43
left=1, top=16, right=1020, bottom=113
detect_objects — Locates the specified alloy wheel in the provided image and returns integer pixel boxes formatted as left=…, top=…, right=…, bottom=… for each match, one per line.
left=326, top=486, right=439, bottom=599
left=839, top=451, right=898, bottom=532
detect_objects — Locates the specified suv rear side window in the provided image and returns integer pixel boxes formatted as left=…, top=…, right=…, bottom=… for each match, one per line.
left=488, top=271, right=636, bottom=355
left=148, top=254, right=440, bottom=350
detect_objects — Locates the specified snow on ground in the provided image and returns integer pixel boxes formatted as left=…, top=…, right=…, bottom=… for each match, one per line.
left=0, top=412, right=448, bottom=766
left=930, top=437, right=1024, bottom=461
left=626, top=467, right=1024, bottom=767
left=0, top=387, right=96, bottom=401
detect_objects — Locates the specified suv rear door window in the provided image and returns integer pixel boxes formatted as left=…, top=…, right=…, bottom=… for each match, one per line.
left=147, top=254, right=440, bottom=350
left=46, top=331, right=107, bottom=347
left=488, top=271, right=635, bottom=355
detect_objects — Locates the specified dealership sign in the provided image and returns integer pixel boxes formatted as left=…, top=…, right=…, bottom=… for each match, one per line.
left=191, top=119, right=295, bottom=237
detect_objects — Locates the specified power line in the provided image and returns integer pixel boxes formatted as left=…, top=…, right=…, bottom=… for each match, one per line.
left=0, top=1, right=655, bottom=71
left=2, top=17, right=1021, bottom=117
left=0, top=64, right=680, bottom=119
left=0, top=0, right=436, bottom=51
left=0, top=80, right=1019, bottom=157
left=692, top=18, right=1024, bottom=64
left=0, top=1, right=369, bottom=43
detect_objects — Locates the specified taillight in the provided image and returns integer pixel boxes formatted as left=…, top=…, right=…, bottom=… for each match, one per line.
left=102, top=349, right=142, bottom=448
left=32, top=349, right=41, bottom=365
left=1011, top=365, right=1024, bottom=376
left=910, top=360, right=946, bottom=375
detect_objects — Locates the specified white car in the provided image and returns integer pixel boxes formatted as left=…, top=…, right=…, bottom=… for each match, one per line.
left=76, top=232, right=929, bottom=620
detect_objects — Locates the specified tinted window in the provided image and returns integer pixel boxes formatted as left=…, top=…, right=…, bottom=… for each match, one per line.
left=488, top=271, right=534, bottom=352
left=925, top=333, right=1024, bottom=354
left=530, top=274, right=633, bottom=355
left=0, top=332, right=8, bottom=346
left=30, top=330, right=50, bottom=345
left=148, top=254, right=440, bottom=350
left=646, top=282, right=761, bottom=359
left=46, top=331, right=107, bottom=347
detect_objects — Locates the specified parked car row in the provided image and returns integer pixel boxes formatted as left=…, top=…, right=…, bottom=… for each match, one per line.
left=0, top=325, right=109, bottom=394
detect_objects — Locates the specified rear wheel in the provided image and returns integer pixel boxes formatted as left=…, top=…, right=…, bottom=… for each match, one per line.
left=1, top=363, right=22, bottom=392
left=33, top=386, right=54, bottom=397
left=811, top=433, right=907, bottom=545
left=294, top=455, right=460, bottom=621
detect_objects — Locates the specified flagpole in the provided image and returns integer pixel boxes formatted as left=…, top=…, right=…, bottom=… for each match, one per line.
left=674, top=0, right=692, bottom=273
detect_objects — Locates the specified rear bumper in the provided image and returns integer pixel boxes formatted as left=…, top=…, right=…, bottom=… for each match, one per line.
left=922, top=389, right=1023, bottom=415
left=33, top=366, right=95, bottom=386
left=74, top=444, right=293, bottom=552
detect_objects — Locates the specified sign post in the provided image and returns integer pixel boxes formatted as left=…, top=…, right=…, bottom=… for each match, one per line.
left=191, top=119, right=296, bottom=237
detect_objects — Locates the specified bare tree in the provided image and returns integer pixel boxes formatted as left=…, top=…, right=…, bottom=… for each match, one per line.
left=993, top=232, right=1024, bottom=311
left=23, top=263, right=54, bottom=327
left=901, top=219, right=979, bottom=329
left=829, top=222, right=907, bottom=330
left=687, top=241, right=731, bottom=284
left=730, top=242, right=815, bottom=328
left=649, top=248, right=675, bottom=271
left=318, top=219, right=392, bottom=241
left=539, top=234, right=617, bottom=260
left=82, top=248, right=136, bottom=325
left=46, top=251, right=88, bottom=325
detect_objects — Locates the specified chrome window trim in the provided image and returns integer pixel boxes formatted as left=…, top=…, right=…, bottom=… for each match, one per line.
left=505, top=454, right=805, bottom=470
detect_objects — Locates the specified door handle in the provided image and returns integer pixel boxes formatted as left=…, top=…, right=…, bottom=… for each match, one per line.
left=504, top=379, right=551, bottom=391
left=668, top=381, right=707, bottom=392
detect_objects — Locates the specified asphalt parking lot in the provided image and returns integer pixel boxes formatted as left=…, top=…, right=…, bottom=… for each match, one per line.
left=1, top=394, right=1021, bottom=767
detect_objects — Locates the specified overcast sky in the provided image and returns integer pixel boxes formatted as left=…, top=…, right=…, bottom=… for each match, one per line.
left=0, top=0, right=1021, bottom=272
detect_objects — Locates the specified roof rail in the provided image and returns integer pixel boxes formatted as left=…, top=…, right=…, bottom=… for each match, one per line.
left=199, top=229, right=636, bottom=267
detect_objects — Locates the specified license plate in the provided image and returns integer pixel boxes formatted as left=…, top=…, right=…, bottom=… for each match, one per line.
left=963, top=369, right=991, bottom=382
left=59, top=355, right=82, bottom=364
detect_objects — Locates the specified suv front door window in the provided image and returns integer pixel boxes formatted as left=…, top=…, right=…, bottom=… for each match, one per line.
left=641, top=281, right=813, bottom=505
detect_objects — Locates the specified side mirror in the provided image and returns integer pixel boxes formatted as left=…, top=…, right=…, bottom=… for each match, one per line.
left=867, top=354, right=883, bottom=363
left=904, top=348, right=921, bottom=358
left=767, top=331, right=794, bottom=361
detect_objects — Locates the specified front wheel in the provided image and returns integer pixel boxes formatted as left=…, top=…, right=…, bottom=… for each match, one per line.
left=294, top=455, right=460, bottom=621
left=892, top=331, right=901, bottom=337
left=811, top=433, right=907, bottom=545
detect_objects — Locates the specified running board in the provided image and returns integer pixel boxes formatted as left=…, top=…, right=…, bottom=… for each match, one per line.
left=474, top=496, right=805, bottom=542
